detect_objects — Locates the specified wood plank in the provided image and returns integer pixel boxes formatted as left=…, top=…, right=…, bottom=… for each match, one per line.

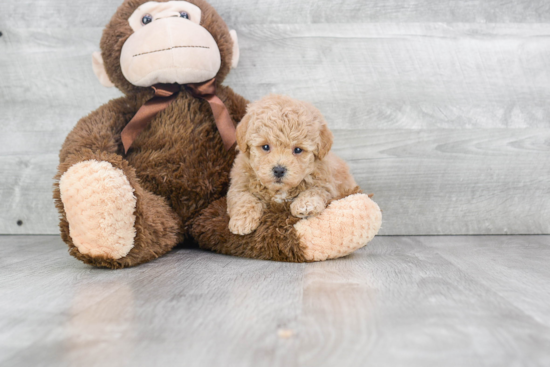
left=1, top=0, right=549, bottom=28
left=1, top=235, right=549, bottom=366
left=0, top=28, right=121, bottom=132
left=420, top=236, right=550, bottom=328
left=0, top=235, right=65, bottom=267
left=2, top=23, right=550, bottom=235
left=0, top=237, right=156, bottom=365
left=0, top=153, right=60, bottom=234
left=2, top=24, right=550, bottom=132
left=296, top=236, right=550, bottom=366
left=334, top=129, right=550, bottom=235
left=230, top=23, right=550, bottom=129
left=0, top=236, right=304, bottom=366
left=1, top=129, right=548, bottom=235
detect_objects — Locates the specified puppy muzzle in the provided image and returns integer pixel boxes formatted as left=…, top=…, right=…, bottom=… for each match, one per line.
left=272, top=165, right=287, bottom=179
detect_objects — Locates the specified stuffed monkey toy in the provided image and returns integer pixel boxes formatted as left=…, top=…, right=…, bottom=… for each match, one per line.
left=53, top=0, right=382, bottom=269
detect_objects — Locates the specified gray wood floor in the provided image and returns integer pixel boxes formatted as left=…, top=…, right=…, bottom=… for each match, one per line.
left=1, top=236, right=549, bottom=367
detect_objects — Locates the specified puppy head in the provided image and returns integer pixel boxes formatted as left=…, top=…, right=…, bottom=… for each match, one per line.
left=236, top=95, right=334, bottom=192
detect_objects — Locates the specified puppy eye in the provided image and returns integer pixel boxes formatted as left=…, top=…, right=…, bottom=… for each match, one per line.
left=262, top=145, right=270, bottom=152
left=179, top=11, right=189, bottom=19
left=294, top=147, right=303, bottom=154
left=141, top=14, right=153, bottom=25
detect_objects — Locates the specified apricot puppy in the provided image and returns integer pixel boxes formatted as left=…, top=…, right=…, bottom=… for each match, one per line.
left=227, top=95, right=358, bottom=235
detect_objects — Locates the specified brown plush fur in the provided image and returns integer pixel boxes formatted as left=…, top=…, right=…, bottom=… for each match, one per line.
left=52, top=0, right=379, bottom=268
left=191, top=198, right=307, bottom=262
left=54, top=0, right=373, bottom=267
left=53, top=0, right=250, bottom=268
left=191, top=186, right=365, bottom=263
left=227, top=95, right=358, bottom=235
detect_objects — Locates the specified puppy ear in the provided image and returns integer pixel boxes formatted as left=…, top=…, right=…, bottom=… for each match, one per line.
left=316, top=122, right=334, bottom=160
left=236, top=114, right=251, bottom=153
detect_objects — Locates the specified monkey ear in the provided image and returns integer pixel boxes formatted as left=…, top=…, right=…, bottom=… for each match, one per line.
left=229, top=30, right=240, bottom=69
left=236, top=114, right=251, bottom=153
left=92, top=51, right=115, bottom=88
left=316, top=122, right=334, bottom=160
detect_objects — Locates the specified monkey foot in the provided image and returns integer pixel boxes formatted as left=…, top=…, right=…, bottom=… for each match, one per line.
left=59, top=160, right=137, bottom=260
left=294, top=194, right=382, bottom=261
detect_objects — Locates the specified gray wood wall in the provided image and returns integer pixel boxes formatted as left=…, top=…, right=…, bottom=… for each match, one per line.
left=1, top=0, right=549, bottom=235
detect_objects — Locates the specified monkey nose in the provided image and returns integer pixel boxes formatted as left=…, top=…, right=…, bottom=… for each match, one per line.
left=272, top=165, right=287, bottom=179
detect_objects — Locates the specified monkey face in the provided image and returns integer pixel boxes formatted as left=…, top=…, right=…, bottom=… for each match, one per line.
left=93, top=0, right=239, bottom=93
left=120, top=1, right=221, bottom=86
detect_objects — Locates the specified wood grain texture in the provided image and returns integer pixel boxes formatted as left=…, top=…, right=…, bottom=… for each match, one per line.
left=3, top=25, right=550, bottom=130
left=1, top=0, right=550, bottom=28
left=0, top=152, right=59, bottom=234
left=230, top=23, right=550, bottom=129
left=421, top=236, right=550, bottom=328
left=1, top=4, right=549, bottom=235
left=1, top=128, right=549, bottom=235
left=1, top=235, right=549, bottom=366
left=296, top=236, right=550, bottom=367
left=333, top=129, right=550, bottom=235
left=0, top=28, right=121, bottom=132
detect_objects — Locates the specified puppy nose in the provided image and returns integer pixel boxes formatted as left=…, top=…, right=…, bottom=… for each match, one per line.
left=272, top=165, right=287, bottom=178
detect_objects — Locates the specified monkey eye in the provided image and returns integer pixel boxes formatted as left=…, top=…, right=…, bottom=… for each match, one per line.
left=294, top=147, right=303, bottom=154
left=141, top=14, right=153, bottom=25
left=179, top=11, right=189, bottom=19
left=261, top=145, right=270, bottom=152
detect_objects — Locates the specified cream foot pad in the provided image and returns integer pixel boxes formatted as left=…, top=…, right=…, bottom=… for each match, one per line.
left=59, top=160, right=137, bottom=259
left=294, top=194, right=382, bottom=261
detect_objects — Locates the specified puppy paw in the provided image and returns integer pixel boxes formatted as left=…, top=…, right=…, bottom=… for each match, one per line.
left=229, top=209, right=262, bottom=235
left=291, top=195, right=326, bottom=218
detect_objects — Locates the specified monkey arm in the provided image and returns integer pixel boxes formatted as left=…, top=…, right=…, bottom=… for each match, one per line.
left=193, top=192, right=382, bottom=263
left=58, top=96, right=141, bottom=163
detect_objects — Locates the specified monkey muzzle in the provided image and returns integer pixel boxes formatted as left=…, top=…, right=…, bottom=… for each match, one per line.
left=120, top=17, right=221, bottom=87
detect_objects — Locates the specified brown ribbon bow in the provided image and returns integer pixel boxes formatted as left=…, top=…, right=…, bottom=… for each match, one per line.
left=121, top=78, right=236, bottom=154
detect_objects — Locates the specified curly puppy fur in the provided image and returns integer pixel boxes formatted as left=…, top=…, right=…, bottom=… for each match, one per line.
left=227, top=95, right=358, bottom=235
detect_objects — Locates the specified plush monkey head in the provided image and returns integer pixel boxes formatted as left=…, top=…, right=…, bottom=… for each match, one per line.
left=92, top=0, right=240, bottom=94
